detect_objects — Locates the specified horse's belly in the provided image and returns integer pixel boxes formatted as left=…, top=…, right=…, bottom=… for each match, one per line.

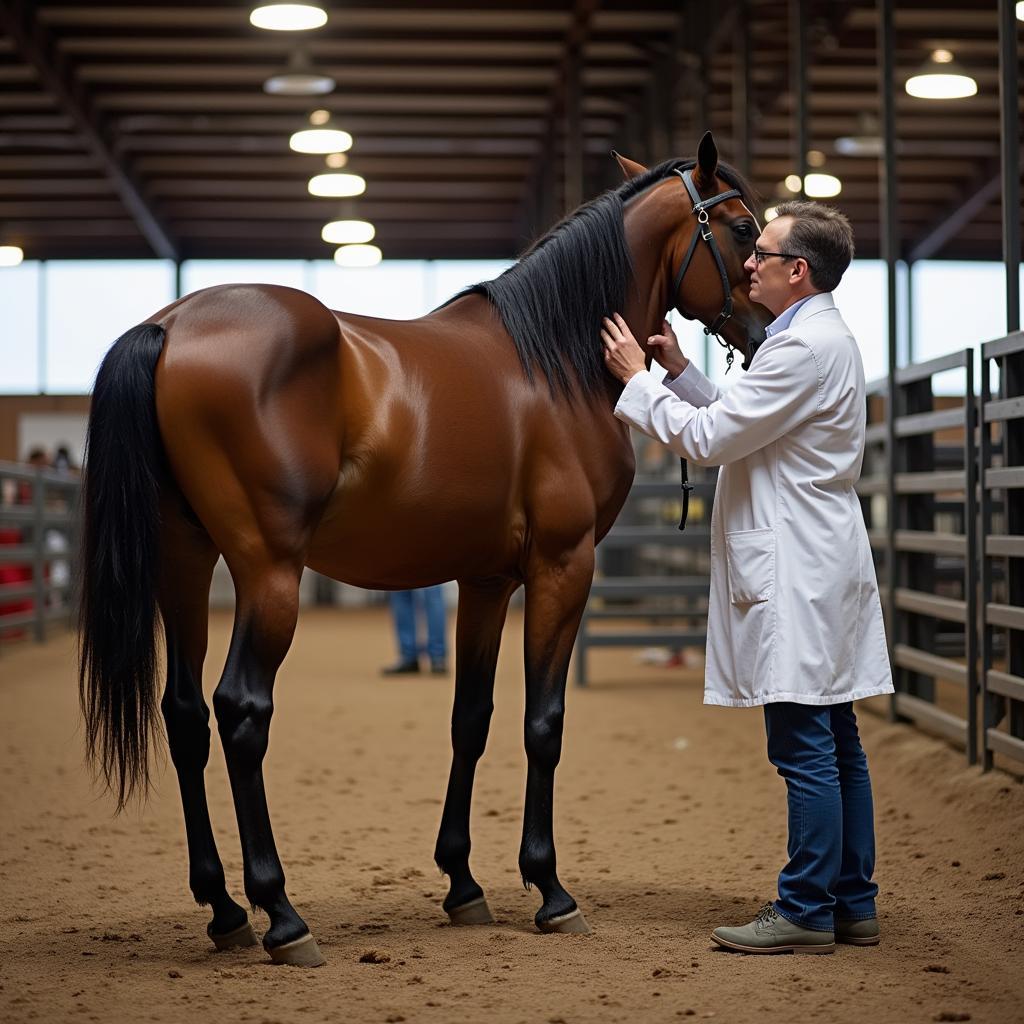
left=305, top=489, right=519, bottom=588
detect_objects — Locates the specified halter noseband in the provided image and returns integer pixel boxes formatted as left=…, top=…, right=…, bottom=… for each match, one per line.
left=669, top=168, right=743, bottom=371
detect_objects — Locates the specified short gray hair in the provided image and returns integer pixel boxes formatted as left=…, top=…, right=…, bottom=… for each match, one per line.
left=771, top=201, right=855, bottom=292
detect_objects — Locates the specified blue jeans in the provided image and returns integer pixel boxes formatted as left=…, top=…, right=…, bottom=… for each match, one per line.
left=390, top=586, right=447, bottom=662
left=763, top=701, right=878, bottom=932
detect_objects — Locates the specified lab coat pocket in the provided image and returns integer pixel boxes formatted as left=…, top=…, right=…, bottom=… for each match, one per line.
left=725, top=527, right=775, bottom=605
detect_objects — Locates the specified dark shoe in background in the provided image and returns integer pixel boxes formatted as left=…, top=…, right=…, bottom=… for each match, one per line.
left=381, top=658, right=420, bottom=676
left=429, top=658, right=448, bottom=675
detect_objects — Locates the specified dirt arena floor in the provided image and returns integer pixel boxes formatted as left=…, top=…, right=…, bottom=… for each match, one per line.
left=2, top=607, right=1023, bottom=1024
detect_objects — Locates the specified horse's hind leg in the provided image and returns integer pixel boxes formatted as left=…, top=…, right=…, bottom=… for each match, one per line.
left=519, top=538, right=594, bottom=934
left=212, top=552, right=325, bottom=966
left=157, top=504, right=256, bottom=949
left=434, top=577, right=518, bottom=924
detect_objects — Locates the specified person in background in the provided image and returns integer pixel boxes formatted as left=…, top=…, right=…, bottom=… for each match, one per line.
left=381, top=585, right=448, bottom=675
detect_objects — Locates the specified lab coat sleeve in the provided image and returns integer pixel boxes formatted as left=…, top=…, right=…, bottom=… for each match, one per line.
left=663, top=360, right=722, bottom=407
left=613, top=334, right=822, bottom=467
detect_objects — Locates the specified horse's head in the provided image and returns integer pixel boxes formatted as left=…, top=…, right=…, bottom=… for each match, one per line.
left=616, top=132, right=773, bottom=368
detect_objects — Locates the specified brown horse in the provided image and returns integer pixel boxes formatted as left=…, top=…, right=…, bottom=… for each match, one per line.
left=79, top=132, right=770, bottom=966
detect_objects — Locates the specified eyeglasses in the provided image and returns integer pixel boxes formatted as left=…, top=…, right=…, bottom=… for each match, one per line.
left=752, top=247, right=809, bottom=266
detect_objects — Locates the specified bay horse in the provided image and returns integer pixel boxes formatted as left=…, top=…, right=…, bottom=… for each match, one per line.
left=79, top=132, right=770, bottom=966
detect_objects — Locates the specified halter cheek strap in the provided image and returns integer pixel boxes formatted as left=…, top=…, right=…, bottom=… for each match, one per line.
left=669, top=169, right=743, bottom=370
left=668, top=168, right=743, bottom=533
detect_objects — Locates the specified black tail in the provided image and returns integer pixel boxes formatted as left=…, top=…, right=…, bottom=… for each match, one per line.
left=78, top=322, right=167, bottom=810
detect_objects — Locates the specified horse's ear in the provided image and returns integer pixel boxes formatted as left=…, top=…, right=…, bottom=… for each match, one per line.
left=694, top=131, right=719, bottom=190
left=612, top=151, right=647, bottom=180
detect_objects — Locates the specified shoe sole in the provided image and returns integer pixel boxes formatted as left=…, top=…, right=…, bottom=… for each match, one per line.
left=836, top=934, right=880, bottom=946
left=711, top=933, right=834, bottom=955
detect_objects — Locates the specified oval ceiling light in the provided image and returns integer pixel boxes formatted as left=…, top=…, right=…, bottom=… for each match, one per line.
left=905, top=49, right=977, bottom=100
left=803, top=173, right=842, bottom=198
left=250, top=4, right=327, bottom=31
left=264, top=50, right=334, bottom=95
left=784, top=174, right=802, bottom=193
left=1017, top=1, right=1023, bottom=20
left=763, top=206, right=779, bottom=222
left=290, top=127, right=353, bottom=154
left=0, top=244, right=24, bottom=267
left=334, top=244, right=382, bottom=268
left=308, top=172, right=366, bottom=197
left=322, top=219, right=376, bottom=245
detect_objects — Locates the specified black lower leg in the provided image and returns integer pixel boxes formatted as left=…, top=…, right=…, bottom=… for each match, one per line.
left=435, top=687, right=493, bottom=911
left=520, top=701, right=576, bottom=925
left=434, top=580, right=513, bottom=913
left=215, top=613, right=308, bottom=950
left=161, top=636, right=248, bottom=937
left=518, top=550, right=592, bottom=928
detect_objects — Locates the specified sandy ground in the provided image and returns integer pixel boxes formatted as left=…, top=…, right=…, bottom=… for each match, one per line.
left=2, top=607, right=1023, bottom=1024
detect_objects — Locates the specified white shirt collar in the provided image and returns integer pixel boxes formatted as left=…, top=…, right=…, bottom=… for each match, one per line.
left=765, top=294, right=815, bottom=338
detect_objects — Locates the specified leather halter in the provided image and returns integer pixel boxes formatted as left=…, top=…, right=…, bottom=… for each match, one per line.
left=669, top=168, right=743, bottom=372
left=668, top=168, right=743, bottom=533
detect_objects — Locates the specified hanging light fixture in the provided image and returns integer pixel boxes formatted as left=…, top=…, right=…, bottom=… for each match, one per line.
left=905, top=49, right=977, bottom=100
left=1017, top=2, right=1023, bottom=21
left=0, top=244, right=24, bottom=267
left=289, top=109, right=353, bottom=154
left=322, top=219, right=375, bottom=245
left=308, top=171, right=366, bottom=198
left=263, top=49, right=335, bottom=96
left=763, top=207, right=779, bottom=222
left=782, top=150, right=843, bottom=199
left=250, top=4, right=327, bottom=31
left=803, top=173, right=842, bottom=198
left=334, top=244, right=382, bottom=268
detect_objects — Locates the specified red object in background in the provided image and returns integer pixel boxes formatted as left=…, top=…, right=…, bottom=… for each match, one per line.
left=0, top=526, right=33, bottom=639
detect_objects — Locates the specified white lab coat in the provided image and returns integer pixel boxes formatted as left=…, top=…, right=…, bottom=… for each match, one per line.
left=614, top=292, right=893, bottom=707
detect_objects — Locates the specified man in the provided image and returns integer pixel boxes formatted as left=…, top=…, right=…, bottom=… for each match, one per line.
left=601, top=201, right=893, bottom=955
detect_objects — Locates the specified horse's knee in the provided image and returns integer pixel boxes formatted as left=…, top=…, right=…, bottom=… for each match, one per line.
left=524, top=706, right=564, bottom=769
left=451, top=699, right=493, bottom=761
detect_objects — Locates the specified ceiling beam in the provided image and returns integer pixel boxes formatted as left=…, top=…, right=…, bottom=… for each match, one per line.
left=0, top=0, right=178, bottom=259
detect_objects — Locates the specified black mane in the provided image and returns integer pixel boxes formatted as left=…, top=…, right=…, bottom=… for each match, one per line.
left=450, top=158, right=754, bottom=400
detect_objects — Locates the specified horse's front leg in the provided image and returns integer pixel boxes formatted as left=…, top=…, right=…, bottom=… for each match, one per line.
left=434, top=577, right=518, bottom=924
left=519, top=537, right=594, bottom=934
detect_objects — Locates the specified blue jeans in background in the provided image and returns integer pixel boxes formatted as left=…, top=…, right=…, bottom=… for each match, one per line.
left=763, top=701, right=879, bottom=932
left=390, top=586, right=447, bottom=663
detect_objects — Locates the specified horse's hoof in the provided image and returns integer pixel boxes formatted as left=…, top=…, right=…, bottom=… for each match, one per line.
left=446, top=896, right=495, bottom=926
left=209, top=920, right=259, bottom=950
left=538, top=908, right=590, bottom=935
left=266, top=933, right=326, bottom=967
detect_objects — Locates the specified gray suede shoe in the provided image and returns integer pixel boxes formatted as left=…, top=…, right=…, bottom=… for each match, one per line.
left=712, top=903, right=835, bottom=955
left=836, top=917, right=880, bottom=946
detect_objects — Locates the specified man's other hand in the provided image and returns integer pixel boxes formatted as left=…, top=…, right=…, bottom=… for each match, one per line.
left=647, top=319, right=689, bottom=379
left=601, top=313, right=647, bottom=385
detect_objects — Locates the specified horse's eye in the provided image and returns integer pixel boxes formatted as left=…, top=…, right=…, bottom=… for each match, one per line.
left=733, top=223, right=753, bottom=240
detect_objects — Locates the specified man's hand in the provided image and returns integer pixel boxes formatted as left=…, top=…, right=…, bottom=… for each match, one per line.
left=601, top=313, right=647, bottom=384
left=602, top=313, right=690, bottom=385
left=647, top=319, right=689, bottom=379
